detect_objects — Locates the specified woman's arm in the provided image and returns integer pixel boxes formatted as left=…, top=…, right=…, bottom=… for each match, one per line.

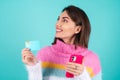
left=26, top=62, right=42, bottom=80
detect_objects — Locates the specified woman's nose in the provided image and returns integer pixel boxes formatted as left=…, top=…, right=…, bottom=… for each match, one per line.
left=56, top=23, right=60, bottom=27
left=56, top=21, right=62, bottom=27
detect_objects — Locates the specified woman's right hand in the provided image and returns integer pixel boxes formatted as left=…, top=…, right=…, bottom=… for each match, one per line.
left=22, top=48, right=38, bottom=66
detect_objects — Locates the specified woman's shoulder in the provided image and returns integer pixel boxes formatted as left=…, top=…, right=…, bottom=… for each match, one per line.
left=85, top=50, right=99, bottom=60
left=38, top=45, right=51, bottom=53
left=36, top=45, right=52, bottom=60
left=84, top=49, right=101, bottom=75
left=78, top=47, right=99, bottom=59
left=84, top=49, right=101, bottom=66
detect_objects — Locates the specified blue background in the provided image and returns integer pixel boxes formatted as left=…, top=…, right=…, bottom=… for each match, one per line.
left=0, top=0, right=120, bottom=80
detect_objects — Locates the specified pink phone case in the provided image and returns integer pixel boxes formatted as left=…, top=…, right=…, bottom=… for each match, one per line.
left=66, top=54, right=83, bottom=78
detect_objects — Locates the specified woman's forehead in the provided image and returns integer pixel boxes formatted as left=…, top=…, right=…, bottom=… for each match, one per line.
left=59, top=11, right=72, bottom=20
left=60, top=11, right=69, bottom=18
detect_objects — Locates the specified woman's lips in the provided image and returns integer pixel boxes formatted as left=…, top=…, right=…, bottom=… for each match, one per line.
left=56, top=28, right=63, bottom=32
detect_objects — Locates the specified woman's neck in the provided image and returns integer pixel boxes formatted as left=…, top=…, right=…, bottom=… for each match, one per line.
left=63, top=37, right=75, bottom=45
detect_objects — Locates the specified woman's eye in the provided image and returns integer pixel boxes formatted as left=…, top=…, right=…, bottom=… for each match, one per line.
left=63, top=19, right=68, bottom=22
left=57, top=17, right=59, bottom=21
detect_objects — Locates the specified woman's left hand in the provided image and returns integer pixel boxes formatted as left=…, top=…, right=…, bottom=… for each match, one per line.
left=65, top=62, right=84, bottom=76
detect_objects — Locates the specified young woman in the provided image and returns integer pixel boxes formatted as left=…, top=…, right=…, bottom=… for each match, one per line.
left=22, top=5, right=102, bottom=80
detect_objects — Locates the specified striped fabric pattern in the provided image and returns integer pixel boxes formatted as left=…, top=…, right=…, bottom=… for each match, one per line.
left=36, top=40, right=102, bottom=80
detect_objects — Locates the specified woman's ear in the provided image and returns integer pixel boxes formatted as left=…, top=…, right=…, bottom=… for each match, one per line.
left=75, top=26, right=81, bottom=34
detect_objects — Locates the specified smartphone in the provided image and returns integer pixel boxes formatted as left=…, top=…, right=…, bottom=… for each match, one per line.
left=66, top=54, right=83, bottom=78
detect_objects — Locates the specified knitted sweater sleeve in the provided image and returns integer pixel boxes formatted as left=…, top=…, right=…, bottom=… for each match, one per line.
left=84, top=51, right=102, bottom=80
left=26, top=62, right=91, bottom=80
left=76, top=67, right=91, bottom=80
left=26, top=62, right=42, bottom=80
left=25, top=46, right=101, bottom=80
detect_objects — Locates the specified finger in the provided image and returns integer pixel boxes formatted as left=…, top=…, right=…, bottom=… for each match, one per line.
left=66, top=62, right=76, bottom=69
left=23, top=50, right=32, bottom=54
left=22, top=55, right=35, bottom=64
left=68, top=62, right=82, bottom=66
left=23, top=56, right=37, bottom=66
left=22, top=53, right=34, bottom=58
left=22, top=48, right=31, bottom=54
left=22, top=48, right=29, bottom=52
left=66, top=66, right=83, bottom=76
left=22, top=51, right=33, bottom=58
left=66, top=67, right=78, bottom=75
left=66, top=65, right=79, bottom=72
left=22, top=53, right=34, bottom=61
left=67, top=62, right=84, bottom=70
left=22, top=55, right=34, bottom=61
left=66, top=62, right=84, bottom=76
left=22, top=58, right=33, bottom=65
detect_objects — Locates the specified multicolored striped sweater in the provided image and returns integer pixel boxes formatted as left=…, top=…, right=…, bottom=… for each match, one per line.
left=26, top=40, right=102, bottom=80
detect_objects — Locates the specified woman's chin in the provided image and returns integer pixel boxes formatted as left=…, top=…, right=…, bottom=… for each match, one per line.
left=55, top=36, right=60, bottom=38
left=55, top=34, right=61, bottom=38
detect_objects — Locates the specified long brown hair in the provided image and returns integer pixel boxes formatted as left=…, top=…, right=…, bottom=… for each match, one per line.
left=52, top=5, right=91, bottom=48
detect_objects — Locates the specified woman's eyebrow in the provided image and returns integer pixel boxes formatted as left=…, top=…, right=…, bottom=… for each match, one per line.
left=62, top=17, right=69, bottom=19
left=57, top=16, right=70, bottom=20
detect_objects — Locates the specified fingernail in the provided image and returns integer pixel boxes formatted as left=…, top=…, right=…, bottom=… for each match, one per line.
left=29, top=49, right=31, bottom=51
left=26, top=48, right=31, bottom=51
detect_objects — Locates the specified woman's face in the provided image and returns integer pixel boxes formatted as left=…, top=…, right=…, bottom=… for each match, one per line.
left=55, top=11, right=80, bottom=44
